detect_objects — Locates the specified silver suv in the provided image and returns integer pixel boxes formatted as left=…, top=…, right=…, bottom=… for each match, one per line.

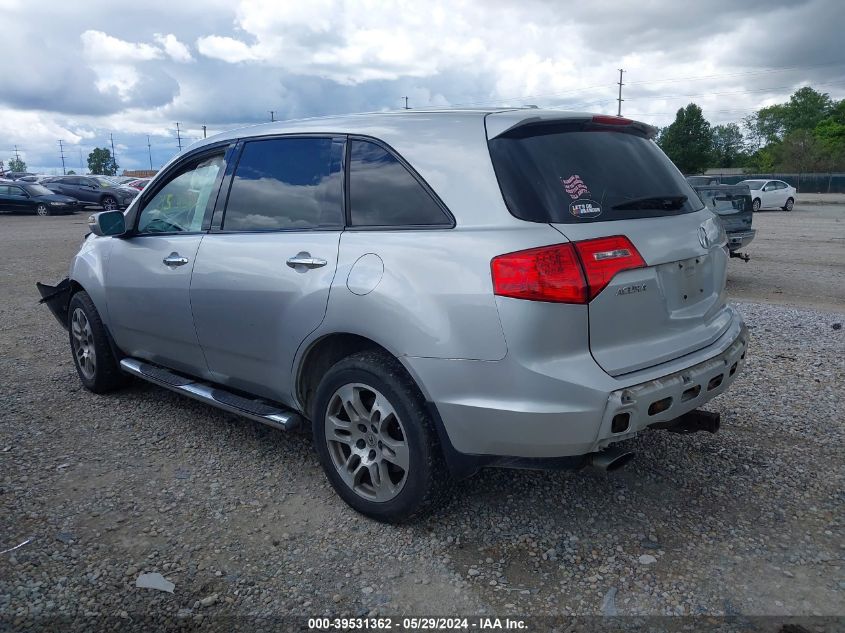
left=38, top=109, right=748, bottom=522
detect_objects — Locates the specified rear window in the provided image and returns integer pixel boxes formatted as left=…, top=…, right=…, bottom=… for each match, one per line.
left=488, top=122, right=704, bottom=223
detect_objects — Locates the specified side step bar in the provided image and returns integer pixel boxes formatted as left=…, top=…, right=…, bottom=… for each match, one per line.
left=119, top=358, right=302, bottom=431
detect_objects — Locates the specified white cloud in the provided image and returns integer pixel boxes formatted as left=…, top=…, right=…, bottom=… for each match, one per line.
left=196, top=35, right=260, bottom=63
left=81, top=30, right=163, bottom=62
left=155, top=33, right=194, bottom=63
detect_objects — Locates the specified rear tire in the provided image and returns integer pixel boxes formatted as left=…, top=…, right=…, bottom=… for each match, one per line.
left=752, top=198, right=761, bottom=212
left=783, top=197, right=794, bottom=212
left=68, top=291, right=126, bottom=393
left=101, top=196, right=117, bottom=211
left=312, top=350, right=451, bottom=523
left=35, top=204, right=50, bottom=216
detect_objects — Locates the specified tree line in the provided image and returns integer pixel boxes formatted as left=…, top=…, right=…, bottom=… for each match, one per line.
left=656, top=86, right=845, bottom=175
left=4, top=147, right=119, bottom=176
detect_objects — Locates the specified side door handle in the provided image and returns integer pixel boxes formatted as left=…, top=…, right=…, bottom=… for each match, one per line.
left=163, top=252, right=189, bottom=267
left=286, top=253, right=327, bottom=270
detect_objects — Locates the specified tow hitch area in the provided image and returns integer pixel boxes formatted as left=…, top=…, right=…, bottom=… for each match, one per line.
left=36, top=278, right=72, bottom=329
left=650, top=409, right=720, bottom=434
left=730, top=251, right=750, bottom=262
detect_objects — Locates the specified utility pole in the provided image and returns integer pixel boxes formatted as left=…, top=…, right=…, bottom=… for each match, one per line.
left=402, top=96, right=410, bottom=110
left=109, top=133, right=118, bottom=174
left=78, top=148, right=84, bottom=172
left=202, top=125, right=207, bottom=139
left=14, top=144, right=21, bottom=162
left=616, top=68, right=625, bottom=117
left=147, top=135, right=153, bottom=170
left=269, top=110, right=275, bottom=122
left=175, top=122, right=182, bottom=152
left=58, top=140, right=67, bottom=175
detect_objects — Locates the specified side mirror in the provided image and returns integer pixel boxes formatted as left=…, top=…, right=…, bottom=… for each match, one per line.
left=88, top=210, right=126, bottom=236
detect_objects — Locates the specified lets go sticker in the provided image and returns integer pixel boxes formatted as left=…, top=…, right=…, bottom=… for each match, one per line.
left=569, top=199, right=602, bottom=219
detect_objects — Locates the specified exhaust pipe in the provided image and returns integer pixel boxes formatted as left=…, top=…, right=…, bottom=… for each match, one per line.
left=589, top=447, right=636, bottom=472
left=651, top=410, right=720, bottom=434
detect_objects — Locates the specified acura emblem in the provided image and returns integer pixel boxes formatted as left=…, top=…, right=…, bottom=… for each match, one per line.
left=698, top=226, right=710, bottom=249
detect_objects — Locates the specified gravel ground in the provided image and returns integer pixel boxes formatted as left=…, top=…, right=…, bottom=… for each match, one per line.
left=1, top=213, right=843, bottom=630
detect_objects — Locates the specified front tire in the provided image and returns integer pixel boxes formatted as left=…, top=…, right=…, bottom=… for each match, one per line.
left=68, top=291, right=126, bottom=393
left=35, top=204, right=50, bottom=216
left=752, top=198, right=761, bottom=212
left=312, top=350, right=451, bottom=523
left=101, top=196, right=117, bottom=211
left=783, top=197, right=794, bottom=211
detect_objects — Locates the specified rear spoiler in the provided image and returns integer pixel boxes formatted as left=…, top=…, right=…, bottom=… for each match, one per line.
left=487, top=113, right=658, bottom=140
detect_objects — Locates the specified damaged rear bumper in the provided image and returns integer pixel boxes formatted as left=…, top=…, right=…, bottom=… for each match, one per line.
left=36, top=278, right=72, bottom=329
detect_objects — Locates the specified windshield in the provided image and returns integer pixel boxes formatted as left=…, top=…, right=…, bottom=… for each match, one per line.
left=740, top=180, right=766, bottom=190
left=93, top=178, right=115, bottom=187
left=23, top=184, right=54, bottom=196
left=488, top=122, right=704, bottom=223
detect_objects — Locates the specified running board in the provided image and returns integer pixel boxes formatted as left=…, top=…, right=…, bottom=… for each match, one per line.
left=119, top=358, right=301, bottom=431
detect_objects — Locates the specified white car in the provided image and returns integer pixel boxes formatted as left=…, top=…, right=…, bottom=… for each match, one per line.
left=739, top=179, right=796, bottom=212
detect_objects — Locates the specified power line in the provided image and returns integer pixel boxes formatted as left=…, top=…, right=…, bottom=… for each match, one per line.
left=616, top=69, right=625, bottom=116
left=444, top=61, right=845, bottom=109
left=58, top=140, right=66, bottom=175
left=109, top=133, right=118, bottom=174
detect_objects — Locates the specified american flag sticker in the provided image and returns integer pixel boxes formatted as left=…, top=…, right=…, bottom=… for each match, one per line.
left=561, top=175, right=590, bottom=200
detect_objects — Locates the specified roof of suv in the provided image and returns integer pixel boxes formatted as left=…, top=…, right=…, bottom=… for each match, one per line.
left=196, top=108, right=602, bottom=148
left=172, top=108, right=650, bottom=229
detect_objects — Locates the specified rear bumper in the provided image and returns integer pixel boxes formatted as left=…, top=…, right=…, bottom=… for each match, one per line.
left=727, top=229, right=755, bottom=251
left=403, top=305, right=748, bottom=461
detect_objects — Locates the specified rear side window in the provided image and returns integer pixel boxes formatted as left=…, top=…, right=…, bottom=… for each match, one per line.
left=349, top=139, right=451, bottom=227
left=223, top=137, right=343, bottom=231
left=488, top=122, right=704, bottom=223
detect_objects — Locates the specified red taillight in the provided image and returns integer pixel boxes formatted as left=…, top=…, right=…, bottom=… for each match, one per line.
left=491, top=236, right=644, bottom=303
left=574, top=236, right=645, bottom=300
left=591, top=115, right=632, bottom=126
left=491, top=243, right=587, bottom=304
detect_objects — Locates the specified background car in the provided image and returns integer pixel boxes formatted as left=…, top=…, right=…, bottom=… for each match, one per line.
left=125, top=178, right=151, bottom=191
left=17, top=174, right=54, bottom=183
left=43, top=175, right=137, bottom=210
left=3, top=171, right=35, bottom=180
left=739, top=179, right=797, bottom=211
left=0, top=182, right=78, bottom=215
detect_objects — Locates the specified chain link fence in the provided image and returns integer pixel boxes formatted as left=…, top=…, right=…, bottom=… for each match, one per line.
left=706, top=172, right=845, bottom=193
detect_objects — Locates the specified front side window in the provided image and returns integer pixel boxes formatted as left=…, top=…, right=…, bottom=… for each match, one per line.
left=348, top=139, right=451, bottom=227
left=137, top=154, right=224, bottom=234
left=222, top=137, right=343, bottom=231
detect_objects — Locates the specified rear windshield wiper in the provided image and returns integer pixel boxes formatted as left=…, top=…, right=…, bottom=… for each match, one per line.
left=612, top=195, right=687, bottom=211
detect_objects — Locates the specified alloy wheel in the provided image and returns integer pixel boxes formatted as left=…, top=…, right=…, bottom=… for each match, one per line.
left=785, top=198, right=794, bottom=211
left=102, top=197, right=117, bottom=211
left=71, top=307, right=96, bottom=380
left=324, top=383, right=409, bottom=502
left=36, top=204, right=48, bottom=216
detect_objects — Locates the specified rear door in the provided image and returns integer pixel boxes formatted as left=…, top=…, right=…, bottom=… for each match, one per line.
left=190, top=135, right=344, bottom=403
left=487, top=115, right=731, bottom=376
left=0, top=185, right=15, bottom=212
left=105, top=149, right=228, bottom=374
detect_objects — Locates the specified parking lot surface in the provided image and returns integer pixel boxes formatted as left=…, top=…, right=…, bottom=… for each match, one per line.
left=1, top=204, right=843, bottom=628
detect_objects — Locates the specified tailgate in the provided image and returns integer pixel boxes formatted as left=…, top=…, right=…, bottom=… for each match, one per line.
left=694, top=185, right=753, bottom=234
left=553, top=210, right=732, bottom=376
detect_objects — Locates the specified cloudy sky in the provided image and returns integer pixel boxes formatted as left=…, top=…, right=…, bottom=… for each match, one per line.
left=1, top=0, right=843, bottom=174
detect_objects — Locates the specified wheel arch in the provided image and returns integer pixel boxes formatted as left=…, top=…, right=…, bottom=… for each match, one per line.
left=295, top=332, right=434, bottom=421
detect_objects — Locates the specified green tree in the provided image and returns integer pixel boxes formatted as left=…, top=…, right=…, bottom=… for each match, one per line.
left=67, top=169, right=76, bottom=175
left=711, top=123, right=745, bottom=168
left=657, top=103, right=712, bottom=173
left=8, top=156, right=26, bottom=172
left=776, top=129, right=823, bottom=172
left=812, top=100, right=845, bottom=170
left=784, top=86, right=833, bottom=132
left=87, top=147, right=118, bottom=175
